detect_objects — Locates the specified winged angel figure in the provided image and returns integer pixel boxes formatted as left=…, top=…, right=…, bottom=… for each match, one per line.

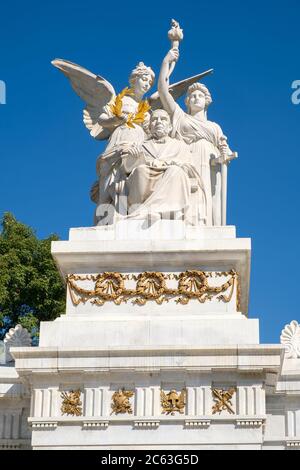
left=52, top=58, right=212, bottom=224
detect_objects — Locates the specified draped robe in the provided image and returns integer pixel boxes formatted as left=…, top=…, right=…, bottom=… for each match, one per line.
left=123, top=136, right=207, bottom=224
left=171, top=104, right=226, bottom=226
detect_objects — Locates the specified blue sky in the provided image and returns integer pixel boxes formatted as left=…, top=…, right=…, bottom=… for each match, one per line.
left=0, top=0, right=299, bottom=343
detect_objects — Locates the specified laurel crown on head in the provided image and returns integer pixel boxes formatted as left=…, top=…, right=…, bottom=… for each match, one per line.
left=129, top=62, right=155, bottom=87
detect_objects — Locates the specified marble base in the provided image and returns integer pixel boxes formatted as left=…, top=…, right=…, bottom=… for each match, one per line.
left=10, top=224, right=298, bottom=450
left=39, top=317, right=259, bottom=348
left=69, top=222, right=237, bottom=241
left=52, top=225, right=251, bottom=314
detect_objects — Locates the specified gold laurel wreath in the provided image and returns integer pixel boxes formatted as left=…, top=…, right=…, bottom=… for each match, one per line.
left=109, top=87, right=151, bottom=128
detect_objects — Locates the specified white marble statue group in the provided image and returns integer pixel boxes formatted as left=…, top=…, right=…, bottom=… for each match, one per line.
left=52, top=20, right=237, bottom=227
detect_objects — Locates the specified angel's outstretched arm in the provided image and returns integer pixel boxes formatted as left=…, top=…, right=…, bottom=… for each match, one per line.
left=98, top=111, right=127, bottom=129
left=158, top=49, right=179, bottom=115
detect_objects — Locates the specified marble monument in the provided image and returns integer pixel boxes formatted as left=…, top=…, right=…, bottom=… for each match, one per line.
left=0, top=20, right=299, bottom=450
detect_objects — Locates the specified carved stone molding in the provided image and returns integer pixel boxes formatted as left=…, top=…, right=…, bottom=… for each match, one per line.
left=236, top=419, right=263, bottom=428
left=0, top=442, right=21, bottom=449
left=68, top=270, right=238, bottom=307
left=133, top=420, right=160, bottom=428
left=31, top=421, right=58, bottom=429
left=185, top=419, right=211, bottom=428
left=82, top=421, right=109, bottom=429
left=280, top=320, right=300, bottom=359
left=286, top=440, right=300, bottom=448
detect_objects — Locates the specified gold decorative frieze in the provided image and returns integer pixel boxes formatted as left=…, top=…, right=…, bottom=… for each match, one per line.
left=61, top=390, right=82, bottom=416
left=68, top=270, right=239, bottom=307
left=212, top=388, right=236, bottom=415
left=111, top=389, right=134, bottom=415
left=161, top=389, right=186, bottom=415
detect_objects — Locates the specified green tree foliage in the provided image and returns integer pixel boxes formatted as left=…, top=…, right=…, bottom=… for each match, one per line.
left=0, top=213, right=66, bottom=341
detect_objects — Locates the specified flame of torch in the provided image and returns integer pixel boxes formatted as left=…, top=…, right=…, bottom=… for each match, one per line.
left=167, top=19, right=184, bottom=78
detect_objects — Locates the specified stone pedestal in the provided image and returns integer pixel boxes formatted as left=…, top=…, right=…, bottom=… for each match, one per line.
left=10, top=223, right=300, bottom=449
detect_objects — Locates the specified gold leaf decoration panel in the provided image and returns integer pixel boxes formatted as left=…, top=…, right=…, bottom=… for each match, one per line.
left=212, top=388, right=236, bottom=415
left=161, top=389, right=186, bottom=415
left=111, top=389, right=134, bottom=415
left=61, top=390, right=82, bottom=416
left=67, top=270, right=240, bottom=308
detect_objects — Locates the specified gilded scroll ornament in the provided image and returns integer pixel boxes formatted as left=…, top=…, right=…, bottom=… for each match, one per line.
left=111, top=389, right=134, bottom=414
left=161, top=389, right=186, bottom=415
left=212, top=388, right=236, bottom=415
left=68, top=270, right=238, bottom=307
left=61, top=390, right=82, bottom=416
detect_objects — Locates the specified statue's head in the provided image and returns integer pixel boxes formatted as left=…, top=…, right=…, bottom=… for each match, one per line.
left=149, top=109, right=172, bottom=139
left=185, top=82, right=212, bottom=114
left=129, top=62, right=155, bottom=96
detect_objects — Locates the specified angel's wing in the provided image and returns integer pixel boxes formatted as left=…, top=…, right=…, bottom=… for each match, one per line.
left=148, top=69, right=213, bottom=110
left=52, top=59, right=116, bottom=140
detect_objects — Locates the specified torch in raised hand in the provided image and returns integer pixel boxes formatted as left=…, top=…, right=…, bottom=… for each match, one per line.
left=167, top=19, right=184, bottom=79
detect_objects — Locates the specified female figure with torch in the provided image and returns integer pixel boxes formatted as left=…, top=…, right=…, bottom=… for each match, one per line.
left=158, top=21, right=237, bottom=226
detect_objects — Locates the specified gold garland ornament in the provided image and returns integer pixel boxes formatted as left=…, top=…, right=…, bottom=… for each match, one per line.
left=67, top=270, right=239, bottom=307
left=109, top=87, right=151, bottom=129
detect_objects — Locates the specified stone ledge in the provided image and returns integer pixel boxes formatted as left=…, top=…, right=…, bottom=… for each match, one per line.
left=12, top=344, right=284, bottom=379
left=28, top=415, right=267, bottom=428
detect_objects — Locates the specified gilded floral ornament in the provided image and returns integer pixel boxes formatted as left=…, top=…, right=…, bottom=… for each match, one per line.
left=111, top=389, right=134, bottom=415
left=61, top=390, right=82, bottom=416
left=280, top=320, right=300, bottom=359
left=161, top=389, right=186, bottom=415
